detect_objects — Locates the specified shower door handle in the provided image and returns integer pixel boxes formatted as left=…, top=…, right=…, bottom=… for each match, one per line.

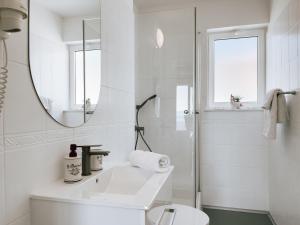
left=184, top=110, right=200, bottom=115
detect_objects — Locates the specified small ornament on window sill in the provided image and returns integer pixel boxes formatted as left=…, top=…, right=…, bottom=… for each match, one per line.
left=230, top=94, right=243, bottom=109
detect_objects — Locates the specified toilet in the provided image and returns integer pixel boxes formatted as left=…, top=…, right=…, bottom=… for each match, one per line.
left=147, top=204, right=209, bottom=225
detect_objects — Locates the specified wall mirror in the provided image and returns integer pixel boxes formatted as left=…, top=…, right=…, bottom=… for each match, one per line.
left=29, top=0, right=101, bottom=127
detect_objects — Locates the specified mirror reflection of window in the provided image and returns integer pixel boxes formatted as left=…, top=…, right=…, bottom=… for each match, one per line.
left=29, top=0, right=101, bottom=127
left=85, top=49, right=101, bottom=105
left=74, top=50, right=84, bottom=105
left=70, top=44, right=101, bottom=109
left=70, top=48, right=101, bottom=105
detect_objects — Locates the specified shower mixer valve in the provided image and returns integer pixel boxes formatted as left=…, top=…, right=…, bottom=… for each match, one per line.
left=135, top=126, right=145, bottom=135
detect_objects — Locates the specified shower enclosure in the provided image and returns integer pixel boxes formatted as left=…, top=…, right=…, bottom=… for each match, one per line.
left=135, top=8, right=198, bottom=207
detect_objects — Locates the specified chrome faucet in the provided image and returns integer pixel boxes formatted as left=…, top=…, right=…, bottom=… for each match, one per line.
left=75, top=145, right=110, bottom=176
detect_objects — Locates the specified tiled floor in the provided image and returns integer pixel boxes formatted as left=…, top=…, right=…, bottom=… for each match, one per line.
left=203, top=208, right=273, bottom=225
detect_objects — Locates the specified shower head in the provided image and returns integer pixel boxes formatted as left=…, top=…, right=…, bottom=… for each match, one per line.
left=136, top=94, right=157, bottom=110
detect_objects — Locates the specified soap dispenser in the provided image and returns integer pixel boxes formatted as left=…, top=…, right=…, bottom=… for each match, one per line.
left=64, top=144, right=82, bottom=183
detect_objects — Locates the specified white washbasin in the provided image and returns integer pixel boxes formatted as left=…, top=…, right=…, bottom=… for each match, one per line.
left=78, top=165, right=154, bottom=196
left=31, top=162, right=173, bottom=225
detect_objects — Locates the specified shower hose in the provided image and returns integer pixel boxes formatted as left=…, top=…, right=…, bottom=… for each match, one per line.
left=134, top=106, right=153, bottom=152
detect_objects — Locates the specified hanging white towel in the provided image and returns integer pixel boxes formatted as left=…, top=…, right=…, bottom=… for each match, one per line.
left=262, top=89, right=289, bottom=139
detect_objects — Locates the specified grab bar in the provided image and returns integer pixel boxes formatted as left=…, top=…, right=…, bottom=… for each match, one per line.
left=278, top=91, right=297, bottom=95
left=156, top=208, right=177, bottom=225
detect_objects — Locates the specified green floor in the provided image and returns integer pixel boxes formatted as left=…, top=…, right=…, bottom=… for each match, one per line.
left=203, top=208, right=273, bottom=225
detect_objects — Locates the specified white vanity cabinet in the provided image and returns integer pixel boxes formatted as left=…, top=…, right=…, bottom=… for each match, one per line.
left=31, top=163, right=173, bottom=225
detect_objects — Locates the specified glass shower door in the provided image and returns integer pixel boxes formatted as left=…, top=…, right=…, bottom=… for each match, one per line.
left=135, top=8, right=197, bottom=206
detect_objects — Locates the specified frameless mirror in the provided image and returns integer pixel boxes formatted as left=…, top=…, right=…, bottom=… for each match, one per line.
left=29, top=0, right=101, bottom=127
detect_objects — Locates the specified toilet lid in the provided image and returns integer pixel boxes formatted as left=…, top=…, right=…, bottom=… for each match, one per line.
left=147, top=204, right=209, bottom=225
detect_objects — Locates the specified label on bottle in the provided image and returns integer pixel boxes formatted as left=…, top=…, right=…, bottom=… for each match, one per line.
left=64, top=157, right=82, bottom=182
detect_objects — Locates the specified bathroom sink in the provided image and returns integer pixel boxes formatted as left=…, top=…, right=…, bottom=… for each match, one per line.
left=78, top=165, right=154, bottom=196
left=31, top=163, right=173, bottom=225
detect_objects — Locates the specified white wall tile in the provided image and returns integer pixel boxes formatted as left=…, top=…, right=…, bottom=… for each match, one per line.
left=234, top=124, right=267, bottom=147
left=288, top=0, right=298, bottom=29
left=5, top=145, right=47, bottom=224
left=0, top=152, right=5, bottom=225
left=101, top=0, right=135, bottom=94
left=4, top=142, right=67, bottom=223
left=202, top=185, right=268, bottom=210
left=268, top=0, right=300, bottom=224
left=0, top=1, right=135, bottom=225
left=298, top=23, right=300, bottom=56
left=280, top=34, right=291, bottom=90
left=8, top=214, right=30, bottom=225
left=0, top=121, right=4, bottom=154
left=288, top=26, right=298, bottom=61
left=289, top=58, right=298, bottom=89
left=4, top=62, right=45, bottom=134
left=199, top=111, right=269, bottom=211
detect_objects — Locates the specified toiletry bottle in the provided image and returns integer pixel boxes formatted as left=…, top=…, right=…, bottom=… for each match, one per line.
left=64, top=144, right=82, bottom=183
left=90, top=151, right=103, bottom=171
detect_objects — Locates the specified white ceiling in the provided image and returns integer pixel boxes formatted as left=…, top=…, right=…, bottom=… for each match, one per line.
left=32, top=0, right=100, bottom=18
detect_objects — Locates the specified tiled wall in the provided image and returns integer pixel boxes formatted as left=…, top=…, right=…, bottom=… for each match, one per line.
left=268, top=0, right=300, bottom=224
left=134, top=0, right=271, bottom=211
left=197, top=0, right=270, bottom=211
left=0, top=0, right=135, bottom=225
left=200, top=111, right=269, bottom=211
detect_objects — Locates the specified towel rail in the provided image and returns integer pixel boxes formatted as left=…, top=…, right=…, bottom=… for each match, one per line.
left=278, top=91, right=297, bottom=95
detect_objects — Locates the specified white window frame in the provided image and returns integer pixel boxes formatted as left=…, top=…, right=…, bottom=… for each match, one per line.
left=208, top=28, right=266, bottom=109
left=69, top=43, right=101, bottom=110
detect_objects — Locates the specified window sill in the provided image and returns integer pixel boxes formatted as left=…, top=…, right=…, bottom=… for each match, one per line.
left=204, top=107, right=263, bottom=112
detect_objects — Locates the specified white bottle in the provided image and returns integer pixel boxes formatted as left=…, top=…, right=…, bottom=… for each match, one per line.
left=64, top=144, right=82, bottom=183
left=90, top=154, right=103, bottom=171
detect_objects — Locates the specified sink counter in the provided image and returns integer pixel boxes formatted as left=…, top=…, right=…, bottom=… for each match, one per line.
left=31, top=162, right=173, bottom=225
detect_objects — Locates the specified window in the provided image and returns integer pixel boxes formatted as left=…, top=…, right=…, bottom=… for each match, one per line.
left=69, top=43, right=101, bottom=109
left=208, top=29, right=265, bottom=108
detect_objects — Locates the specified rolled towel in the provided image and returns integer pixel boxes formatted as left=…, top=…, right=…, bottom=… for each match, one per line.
left=129, top=150, right=171, bottom=173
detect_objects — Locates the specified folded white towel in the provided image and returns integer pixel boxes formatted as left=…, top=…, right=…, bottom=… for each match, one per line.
left=129, top=150, right=171, bottom=173
left=262, top=89, right=289, bottom=139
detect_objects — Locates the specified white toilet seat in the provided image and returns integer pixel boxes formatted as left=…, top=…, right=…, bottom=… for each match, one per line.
left=147, top=204, right=209, bottom=225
